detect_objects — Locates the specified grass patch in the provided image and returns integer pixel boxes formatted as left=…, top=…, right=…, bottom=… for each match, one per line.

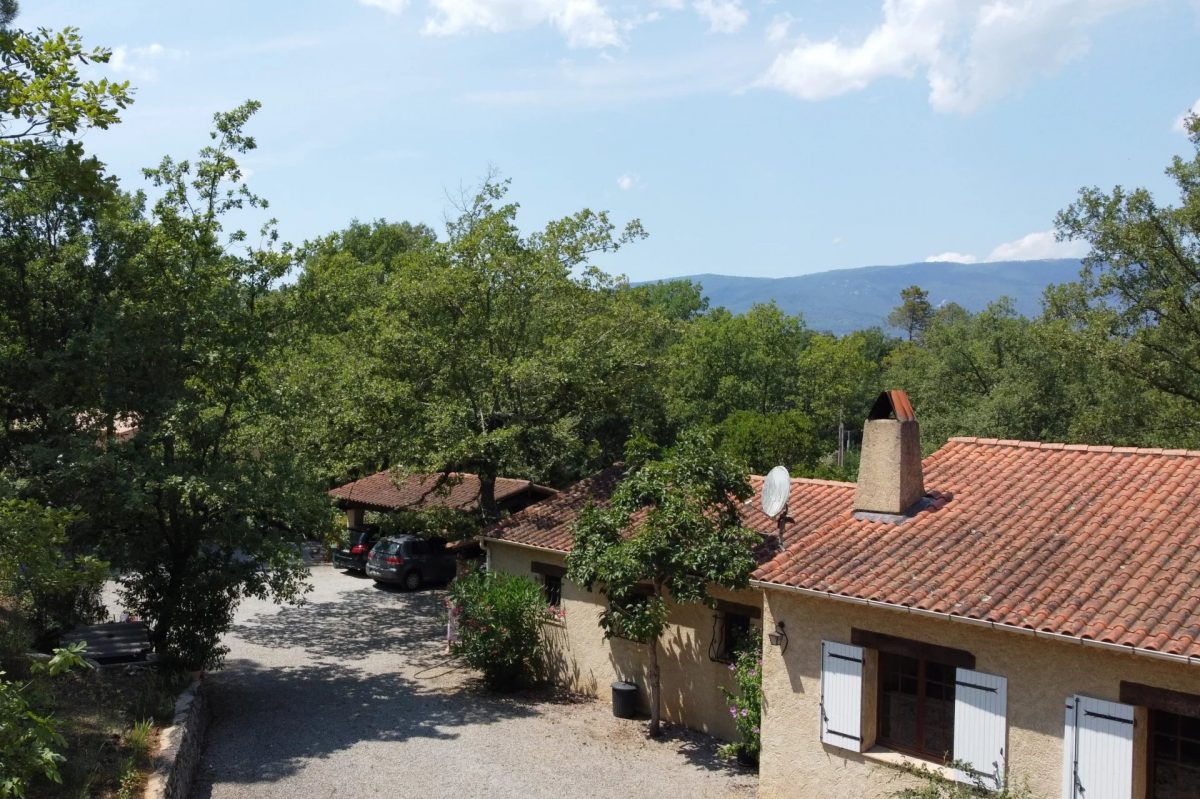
left=25, top=665, right=190, bottom=799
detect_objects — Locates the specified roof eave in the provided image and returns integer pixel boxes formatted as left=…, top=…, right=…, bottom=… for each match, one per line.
left=750, top=578, right=1200, bottom=668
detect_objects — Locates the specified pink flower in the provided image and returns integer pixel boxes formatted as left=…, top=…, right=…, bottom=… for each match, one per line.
left=740, top=708, right=749, bottom=717
left=751, top=726, right=760, bottom=734
left=729, top=706, right=737, bottom=716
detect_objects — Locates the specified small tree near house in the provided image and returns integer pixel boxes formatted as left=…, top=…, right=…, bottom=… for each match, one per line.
left=567, top=432, right=761, bottom=737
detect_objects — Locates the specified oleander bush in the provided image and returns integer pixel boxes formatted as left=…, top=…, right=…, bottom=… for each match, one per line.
left=448, top=571, right=551, bottom=690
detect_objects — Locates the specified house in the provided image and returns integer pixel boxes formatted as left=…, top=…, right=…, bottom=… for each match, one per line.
left=328, top=470, right=556, bottom=530
left=483, top=465, right=767, bottom=740
left=483, top=391, right=1200, bottom=799
left=754, top=392, right=1200, bottom=799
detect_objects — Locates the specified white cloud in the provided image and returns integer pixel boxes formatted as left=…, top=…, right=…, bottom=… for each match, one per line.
left=757, top=0, right=1146, bottom=114
left=694, top=0, right=748, bottom=33
left=108, top=43, right=186, bottom=81
left=424, top=0, right=623, bottom=48
left=925, top=251, right=977, bottom=263
left=765, top=12, right=796, bottom=44
left=359, top=0, right=409, bottom=12
left=616, top=172, right=640, bottom=190
left=986, top=230, right=1088, bottom=261
left=1174, top=98, right=1200, bottom=134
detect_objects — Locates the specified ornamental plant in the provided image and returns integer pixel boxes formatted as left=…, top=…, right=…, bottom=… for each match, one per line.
left=718, top=629, right=763, bottom=766
left=448, top=571, right=550, bottom=690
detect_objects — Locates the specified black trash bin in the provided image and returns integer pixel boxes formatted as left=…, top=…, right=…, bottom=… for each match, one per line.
left=611, top=681, right=638, bottom=718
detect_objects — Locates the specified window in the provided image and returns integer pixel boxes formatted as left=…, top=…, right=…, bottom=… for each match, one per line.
left=877, top=651, right=956, bottom=760
left=821, top=631, right=1006, bottom=788
left=531, top=562, right=565, bottom=608
left=1151, top=709, right=1200, bottom=799
left=1119, top=681, right=1200, bottom=799
left=542, top=574, right=563, bottom=608
left=709, top=601, right=761, bottom=663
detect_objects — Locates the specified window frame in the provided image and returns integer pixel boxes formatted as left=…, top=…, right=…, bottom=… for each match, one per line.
left=1121, top=682, right=1200, bottom=799
left=530, top=561, right=566, bottom=609
left=854, top=629, right=973, bottom=764
left=709, top=600, right=761, bottom=664
left=875, top=650, right=957, bottom=762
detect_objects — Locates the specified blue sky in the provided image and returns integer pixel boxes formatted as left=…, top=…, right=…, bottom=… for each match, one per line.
left=24, top=0, right=1200, bottom=282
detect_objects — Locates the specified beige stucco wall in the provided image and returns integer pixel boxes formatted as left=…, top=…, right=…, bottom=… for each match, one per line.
left=487, top=540, right=761, bottom=740
left=759, top=587, right=1200, bottom=799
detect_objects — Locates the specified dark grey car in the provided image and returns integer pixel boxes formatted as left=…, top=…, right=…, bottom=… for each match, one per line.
left=364, top=535, right=456, bottom=590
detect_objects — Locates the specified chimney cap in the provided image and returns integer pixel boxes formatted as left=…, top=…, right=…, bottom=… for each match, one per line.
left=867, top=390, right=916, bottom=422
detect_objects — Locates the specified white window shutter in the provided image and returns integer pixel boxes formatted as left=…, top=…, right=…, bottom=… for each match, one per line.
left=1062, top=695, right=1135, bottom=799
left=952, top=668, right=1007, bottom=789
left=820, top=640, right=864, bottom=750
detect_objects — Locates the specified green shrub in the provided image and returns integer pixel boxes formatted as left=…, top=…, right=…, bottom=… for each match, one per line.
left=0, top=499, right=109, bottom=644
left=448, top=571, right=550, bottom=690
left=717, top=629, right=762, bottom=765
left=0, top=643, right=91, bottom=798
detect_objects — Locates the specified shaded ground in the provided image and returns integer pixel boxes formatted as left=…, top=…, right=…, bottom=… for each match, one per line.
left=196, top=566, right=756, bottom=799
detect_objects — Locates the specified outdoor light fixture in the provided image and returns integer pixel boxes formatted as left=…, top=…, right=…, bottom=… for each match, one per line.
left=767, top=620, right=788, bottom=653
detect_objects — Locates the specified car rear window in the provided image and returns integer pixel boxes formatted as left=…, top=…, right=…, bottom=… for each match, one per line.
left=349, top=530, right=373, bottom=546
left=373, top=540, right=402, bottom=555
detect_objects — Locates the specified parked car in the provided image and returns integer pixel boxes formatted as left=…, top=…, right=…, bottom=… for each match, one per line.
left=365, top=535, right=456, bottom=590
left=331, top=527, right=378, bottom=572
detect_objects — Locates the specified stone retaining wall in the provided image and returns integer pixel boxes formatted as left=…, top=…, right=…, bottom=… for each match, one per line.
left=144, top=678, right=208, bottom=799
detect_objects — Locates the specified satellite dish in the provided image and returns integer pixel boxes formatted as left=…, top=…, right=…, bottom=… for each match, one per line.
left=761, top=466, right=790, bottom=519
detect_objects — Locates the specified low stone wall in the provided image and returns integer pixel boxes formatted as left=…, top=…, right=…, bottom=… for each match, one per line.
left=144, top=678, right=209, bottom=799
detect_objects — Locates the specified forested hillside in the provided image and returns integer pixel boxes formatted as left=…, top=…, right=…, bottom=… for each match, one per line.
left=642, top=259, right=1082, bottom=334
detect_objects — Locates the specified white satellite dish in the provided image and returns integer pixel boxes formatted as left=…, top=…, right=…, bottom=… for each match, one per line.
left=761, top=466, right=790, bottom=519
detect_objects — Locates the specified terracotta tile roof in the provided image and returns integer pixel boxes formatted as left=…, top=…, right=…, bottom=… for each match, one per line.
left=487, top=438, right=1200, bottom=662
left=328, top=471, right=550, bottom=513
left=485, top=466, right=626, bottom=551
left=755, top=438, right=1200, bottom=662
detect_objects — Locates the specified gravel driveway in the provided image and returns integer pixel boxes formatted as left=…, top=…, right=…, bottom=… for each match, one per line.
left=195, top=565, right=757, bottom=799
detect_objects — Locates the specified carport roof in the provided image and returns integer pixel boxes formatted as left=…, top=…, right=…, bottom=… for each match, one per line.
left=328, top=471, right=554, bottom=513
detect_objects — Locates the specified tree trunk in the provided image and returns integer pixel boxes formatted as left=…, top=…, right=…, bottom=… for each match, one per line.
left=478, top=466, right=500, bottom=526
left=648, top=632, right=662, bottom=737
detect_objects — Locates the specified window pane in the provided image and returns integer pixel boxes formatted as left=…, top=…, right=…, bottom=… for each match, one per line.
left=1152, top=709, right=1200, bottom=799
left=879, top=653, right=920, bottom=750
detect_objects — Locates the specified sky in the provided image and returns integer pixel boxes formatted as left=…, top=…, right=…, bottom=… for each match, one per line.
left=23, top=0, right=1200, bottom=282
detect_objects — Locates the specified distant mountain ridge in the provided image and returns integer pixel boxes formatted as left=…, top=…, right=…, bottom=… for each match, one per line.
left=646, top=259, right=1083, bottom=335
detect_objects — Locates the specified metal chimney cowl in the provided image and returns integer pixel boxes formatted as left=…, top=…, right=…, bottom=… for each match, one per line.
left=853, top=390, right=924, bottom=516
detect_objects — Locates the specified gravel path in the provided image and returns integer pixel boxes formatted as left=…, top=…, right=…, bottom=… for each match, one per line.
left=195, top=565, right=757, bottom=799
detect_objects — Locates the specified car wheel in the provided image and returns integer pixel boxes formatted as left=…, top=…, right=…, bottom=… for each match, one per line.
left=403, top=570, right=422, bottom=591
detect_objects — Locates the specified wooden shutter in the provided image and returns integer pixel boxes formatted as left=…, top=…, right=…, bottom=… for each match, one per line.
left=820, top=640, right=864, bottom=750
left=952, top=669, right=1007, bottom=789
left=1061, top=695, right=1135, bottom=799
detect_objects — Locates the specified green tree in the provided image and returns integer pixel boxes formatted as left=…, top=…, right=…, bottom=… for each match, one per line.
left=888, top=285, right=934, bottom=341
left=716, top=409, right=821, bottom=473
left=0, top=13, right=130, bottom=191
left=1054, top=113, right=1200, bottom=413
left=59, top=103, right=327, bottom=669
left=0, top=496, right=107, bottom=642
left=567, top=432, right=760, bottom=737
left=379, top=177, right=663, bottom=521
left=257, top=219, right=437, bottom=483
left=794, top=331, right=880, bottom=435
left=665, top=303, right=808, bottom=427
left=626, top=279, right=709, bottom=322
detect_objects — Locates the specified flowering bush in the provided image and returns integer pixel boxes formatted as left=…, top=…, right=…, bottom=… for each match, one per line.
left=447, top=571, right=551, bottom=690
left=718, top=629, right=762, bottom=765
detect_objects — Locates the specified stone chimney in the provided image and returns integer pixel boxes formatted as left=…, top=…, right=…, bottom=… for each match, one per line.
left=853, top=390, right=924, bottom=516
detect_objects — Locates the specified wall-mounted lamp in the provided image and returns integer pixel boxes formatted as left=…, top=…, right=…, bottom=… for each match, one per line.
left=767, top=620, right=788, bottom=654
